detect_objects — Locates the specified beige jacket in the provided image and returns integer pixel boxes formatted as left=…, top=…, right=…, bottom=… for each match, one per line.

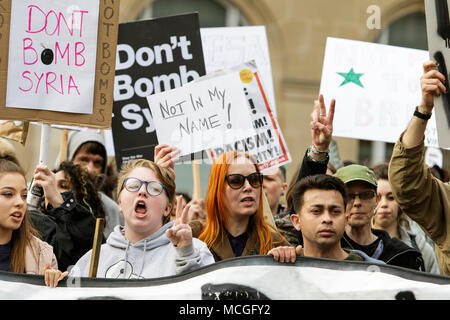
left=24, top=236, right=58, bottom=275
left=389, top=135, right=450, bottom=276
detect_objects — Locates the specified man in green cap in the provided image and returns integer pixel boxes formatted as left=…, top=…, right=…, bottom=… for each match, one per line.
left=334, top=164, right=424, bottom=271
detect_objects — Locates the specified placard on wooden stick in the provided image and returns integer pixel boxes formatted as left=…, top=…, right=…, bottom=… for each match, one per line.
left=0, top=0, right=119, bottom=129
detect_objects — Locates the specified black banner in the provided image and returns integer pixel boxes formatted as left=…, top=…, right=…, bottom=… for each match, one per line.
left=112, top=13, right=206, bottom=170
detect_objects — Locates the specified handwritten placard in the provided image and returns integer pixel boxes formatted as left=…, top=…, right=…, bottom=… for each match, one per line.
left=201, top=26, right=277, bottom=116
left=147, top=71, right=255, bottom=157
left=0, top=0, right=120, bottom=129
left=206, top=61, right=291, bottom=172
left=6, top=0, right=99, bottom=113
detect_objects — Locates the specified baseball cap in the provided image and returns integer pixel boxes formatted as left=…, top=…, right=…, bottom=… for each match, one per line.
left=334, top=164, right=377, bottom=188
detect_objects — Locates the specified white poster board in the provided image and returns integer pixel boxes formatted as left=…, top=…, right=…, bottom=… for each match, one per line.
left=201, top=26, right=277, bottom=116
left=206, top=61, right=291, bottom=173
left=6, top=0, right=99, bottom=114
left=319, top=37, right=442, bottom=148
left=424, top=0, right=450, bottom=149
left=147, top=70, right=255, bottom=157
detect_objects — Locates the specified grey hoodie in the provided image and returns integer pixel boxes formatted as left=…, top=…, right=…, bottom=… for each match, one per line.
left=69, top=221, right=215, bottom=279
left=66, top=130, right=124, bottom=237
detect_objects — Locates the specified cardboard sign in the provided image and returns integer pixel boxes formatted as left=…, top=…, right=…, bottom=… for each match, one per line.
left=111, top=14, right=206, bottom=168
left=424, top=0, right=450, bottom=149
left=0, top=120, right=29, bottom=144
left=0, top=0, right=119, bottom=128
left=6, top=0, right=99, bottom=114
left=207, top=61, right=291, bottom=173
left=201, top=26, right=277, bottom=116
left=147, top=69, right=255, bottom=157
left=319, top=37, right=443, bottom=148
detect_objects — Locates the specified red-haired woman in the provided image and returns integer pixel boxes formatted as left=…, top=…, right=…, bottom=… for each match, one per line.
left=155, top=144, right=290, bottom=262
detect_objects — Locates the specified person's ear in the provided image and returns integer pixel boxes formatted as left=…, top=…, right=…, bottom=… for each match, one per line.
left=281, top=182, right=288, bottom=196
left=291, top=213, right=301, bottom=231
left=164, top=202, right=173, bottom=217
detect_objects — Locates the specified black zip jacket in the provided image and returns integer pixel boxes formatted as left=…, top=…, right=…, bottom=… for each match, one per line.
left=342, top=228, right=425, bottom=271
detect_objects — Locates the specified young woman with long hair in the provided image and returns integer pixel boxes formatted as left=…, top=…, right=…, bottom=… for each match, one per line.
left=0, top=147, right=66, bottom=287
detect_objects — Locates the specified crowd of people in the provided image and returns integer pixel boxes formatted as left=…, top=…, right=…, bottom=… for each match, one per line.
left=0, top=60, right=449, bottom=290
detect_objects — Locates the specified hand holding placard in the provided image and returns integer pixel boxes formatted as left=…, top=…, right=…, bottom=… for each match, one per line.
left=147, top=71, right=254, bottom=157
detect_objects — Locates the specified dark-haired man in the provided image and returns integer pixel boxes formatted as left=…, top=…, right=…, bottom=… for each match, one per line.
left=269, top=174, right=382, bottom=263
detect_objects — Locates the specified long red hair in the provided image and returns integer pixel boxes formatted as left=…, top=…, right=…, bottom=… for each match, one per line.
left=199, top=151, right=274, bottom=254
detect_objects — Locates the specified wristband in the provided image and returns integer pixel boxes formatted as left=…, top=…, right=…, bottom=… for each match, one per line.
left=307, top=147, right=329, bottom=164
left=413, top=106, right=432, bottom=120
left=309, top=145, right=329, bottom=155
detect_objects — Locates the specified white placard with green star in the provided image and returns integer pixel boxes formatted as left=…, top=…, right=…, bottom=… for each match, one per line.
left=319, top=37, right=442, bottom=148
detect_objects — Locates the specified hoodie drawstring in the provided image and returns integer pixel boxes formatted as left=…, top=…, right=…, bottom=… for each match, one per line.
left=123, top=240, right=130, bottom=278
left=139, top=239, right=147, bottom=277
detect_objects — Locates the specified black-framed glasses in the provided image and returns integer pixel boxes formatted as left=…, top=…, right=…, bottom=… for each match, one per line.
left=121, top=177, right=165, bottom=196
left=348, top=190, right=376, bottom=202
left=225, top=172, right=263, bottom=189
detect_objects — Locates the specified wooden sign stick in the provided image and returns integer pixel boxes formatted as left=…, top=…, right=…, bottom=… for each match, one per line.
left=88, top=218, right=105, bottom=278
left=59, top=129, right=69, bottom=163
left=192, top=160, right=201, bottom=199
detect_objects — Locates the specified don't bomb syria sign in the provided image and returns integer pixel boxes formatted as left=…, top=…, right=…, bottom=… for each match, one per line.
left=6, top=0, right=99, bottom=114
left=0, top=0, right=119, bottom=128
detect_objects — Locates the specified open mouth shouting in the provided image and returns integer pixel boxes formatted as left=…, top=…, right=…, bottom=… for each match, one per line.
left=134, top=200, right=148, bottom=218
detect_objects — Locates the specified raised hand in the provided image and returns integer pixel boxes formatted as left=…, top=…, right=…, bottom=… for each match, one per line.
left=186, top=198, right=206, bottom=221
left=166, top=195, right=193, bottom=248
left=154, top=144, right=180, bottom=179
left=420, top=60, right=447, bottom=113
left=33, top=164, right=64, bottom=208
left=310, top=94, right=336, bottom=152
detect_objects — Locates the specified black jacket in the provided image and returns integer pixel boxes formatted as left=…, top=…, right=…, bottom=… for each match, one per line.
left=342, top=229, right=425, bottom=271
left=29, top=191, right=101, bottom=272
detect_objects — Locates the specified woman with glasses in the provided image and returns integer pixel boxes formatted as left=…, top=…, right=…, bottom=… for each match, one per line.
left=65, top=159, right=214, bottom=279
left=188, top=150, right=289, bottom=262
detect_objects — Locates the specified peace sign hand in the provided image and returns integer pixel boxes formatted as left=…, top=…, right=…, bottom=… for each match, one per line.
left=310, top=94, right=335, bottom=152
left=165, top=195, right=193, bottom=248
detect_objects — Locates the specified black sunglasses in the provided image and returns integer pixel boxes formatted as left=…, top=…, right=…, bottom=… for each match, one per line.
left=225, top=172, right=263, bottom=189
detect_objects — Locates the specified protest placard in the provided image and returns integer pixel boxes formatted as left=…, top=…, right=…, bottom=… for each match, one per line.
left=206, top=61, right=291, bottom=173
left=0, top=120, right=29, bottom=144
left=147, top=68, right=255, bottom=157
left=111, top=13, right=206, bottom=169
left=201, top=26, right=277, bottom=115
left=424, top=0, right=450, bottom=149
left=319, top=37, right=444, bottom=148
left=0, top=0, right=119, bottom=128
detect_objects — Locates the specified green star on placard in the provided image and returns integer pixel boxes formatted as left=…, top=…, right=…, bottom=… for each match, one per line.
left=337, top=68, right=364, bottom=88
